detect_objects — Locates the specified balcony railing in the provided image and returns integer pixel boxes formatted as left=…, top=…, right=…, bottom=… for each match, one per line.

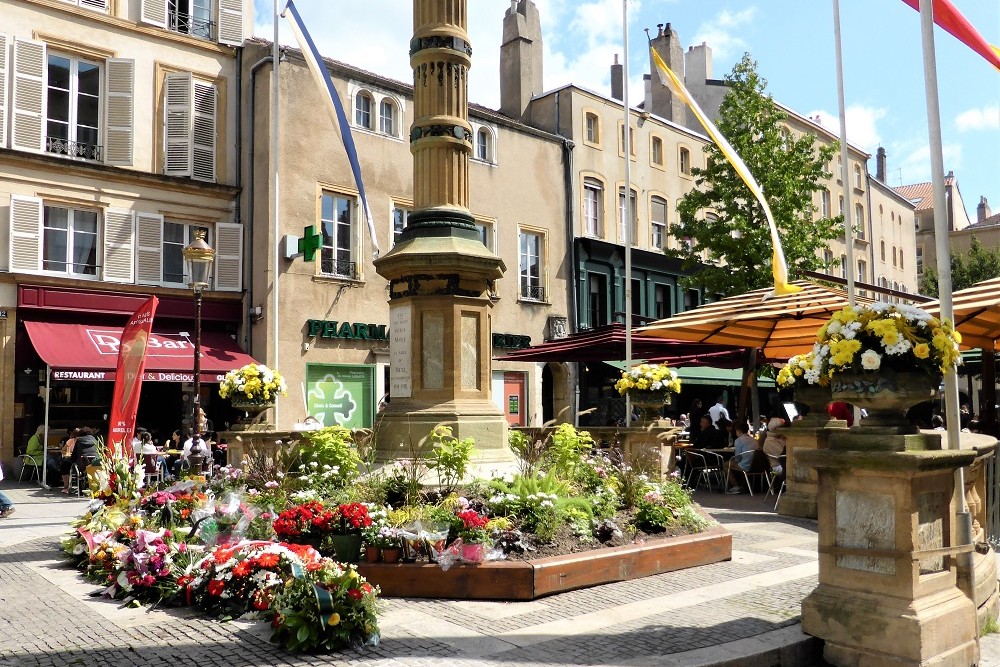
left=168, top=2, right=215, bottom=40
left=46, top=137, right=102, bottom=161
left=521, top=284, right=545, bottom=302
left=322, top=259, right=357, bottom=280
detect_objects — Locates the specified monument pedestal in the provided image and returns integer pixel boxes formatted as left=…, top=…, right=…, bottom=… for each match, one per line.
left=799, top=430, right=979, bottom=667
left=777, top=415, right=847, bottom=519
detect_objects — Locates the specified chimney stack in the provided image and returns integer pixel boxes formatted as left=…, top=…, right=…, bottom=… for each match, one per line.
left=876, top=147, right=887, bottom=182
left=610, top=53, right=623, bottom=101
left=648, top=21, right=686, bottom=125
left=500, top=0, right=543, bottom=121
left=978, top=196, right=992, bottom=223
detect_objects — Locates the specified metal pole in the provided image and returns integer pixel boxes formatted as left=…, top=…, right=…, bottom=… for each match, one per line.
left=832, top=0, right=856, bottom=306
left=41, top=366, right=51, bottom=490
left=271, top=0, right=281, bottom=427
left=193, top=288, right=203, bottom=455
left=622, top=0, right=632, bottom=425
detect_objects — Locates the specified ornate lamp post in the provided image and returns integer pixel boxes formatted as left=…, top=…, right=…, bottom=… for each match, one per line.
left=182, top=230, right=216, bottom=455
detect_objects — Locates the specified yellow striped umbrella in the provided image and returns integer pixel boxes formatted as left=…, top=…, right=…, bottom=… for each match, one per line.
left=925, top=277, right=1000, bottom=349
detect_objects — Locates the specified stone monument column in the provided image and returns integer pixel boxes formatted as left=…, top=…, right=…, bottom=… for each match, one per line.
left=778, top=390, right=847, bottom=519
left=373, top=0, right=512, bottom=462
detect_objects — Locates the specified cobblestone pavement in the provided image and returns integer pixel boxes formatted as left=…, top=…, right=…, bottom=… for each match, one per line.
left=1, top=484, right=825, bottom=666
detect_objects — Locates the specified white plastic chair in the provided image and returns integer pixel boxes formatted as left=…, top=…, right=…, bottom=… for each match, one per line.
left=18, top=454, right=40, bottom=482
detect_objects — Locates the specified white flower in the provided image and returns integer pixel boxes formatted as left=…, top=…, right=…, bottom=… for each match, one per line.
left=860, top=349, right=882, bottom=370
left=826, top=320, right=843, bottom=336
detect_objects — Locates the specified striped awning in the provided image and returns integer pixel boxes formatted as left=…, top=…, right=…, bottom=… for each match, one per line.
left=925, top=277, right=1000, bottom=349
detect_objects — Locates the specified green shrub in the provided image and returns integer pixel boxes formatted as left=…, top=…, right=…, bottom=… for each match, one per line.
left=509, top=430, right=545, bottom=476
left=426, top=425, right=474, bottom=492
left=542, top=424, right=594, bottom=480
left=533, top=506, right=562, bottom=543
left=295, top=426, right=362, bottom=489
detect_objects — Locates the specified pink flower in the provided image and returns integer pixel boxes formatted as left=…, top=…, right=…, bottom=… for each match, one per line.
left=265, top=481, right=279, bottom=489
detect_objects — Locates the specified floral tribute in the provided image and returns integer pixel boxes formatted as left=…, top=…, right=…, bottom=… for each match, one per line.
left=614, top=363, right=682, bottom=399
left=456, top=509, right=490, bottom=544
left=809, top=303, right=962, bottom=381
left=776, top=352, right=819, bottom=389
left=219, top=363, right=288, bottom=404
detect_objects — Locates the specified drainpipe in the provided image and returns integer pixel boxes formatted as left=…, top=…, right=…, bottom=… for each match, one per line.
left=557, top=92, right=579, bottom=425
left=866, top=175, right=876, bottom=293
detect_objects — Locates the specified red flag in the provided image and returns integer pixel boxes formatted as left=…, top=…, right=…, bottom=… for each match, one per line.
left=902, top=0, right=1000, bottom=71
left=107, top=296, right=158, bottom=458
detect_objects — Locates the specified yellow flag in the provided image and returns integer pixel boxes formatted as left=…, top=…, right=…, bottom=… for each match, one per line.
left=650, top=48, right=801, bottom=296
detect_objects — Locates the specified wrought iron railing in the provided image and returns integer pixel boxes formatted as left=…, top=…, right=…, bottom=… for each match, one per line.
left=168, top=1, right=215, bottom=39
left=322, top=259, right=357, bottom=280
left=520, top=284, right=545, bottom=302
left=46, top=137, right=102, bottom=161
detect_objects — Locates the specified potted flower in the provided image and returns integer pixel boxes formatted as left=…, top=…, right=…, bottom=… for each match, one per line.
left=776, top=352, right=831, bottom=419
left=455, top=508, right=490, bottom=564
left=375, top=527, right=402, bottom=563
left=326, top=503, right=371, bottom=563
left=219, top=363, right=287, bottom=414
left=811, top=303, right=961, bottom=427
left=272, top=500, right=337, bottom=551
left=614, top=363, right=682, bottom=423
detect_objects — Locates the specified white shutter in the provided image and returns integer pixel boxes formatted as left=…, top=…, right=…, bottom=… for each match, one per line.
left=191, top=80, right=216, bottom=182
left=80, top=0, right=110, bottom=11
left=0, top=34, right=8, bottom=149
left=163, top=71, right=192, bottom=176
left=104, top=58, right=134, bottom=166
left=217, top=0, right=245, bottom=46
left=11, top=38, right=46, bottom=153
left=214, top=222, right=243, bottom=292
left=9, top=195, right=43, bottom=272
left=134, top=212, right=164, bottom=285
left=103, top=208, right=135, bottom=283
left=140, top=0, right=168, bottom=28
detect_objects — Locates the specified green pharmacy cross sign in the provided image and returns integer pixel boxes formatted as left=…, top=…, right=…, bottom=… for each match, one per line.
left=298, top=225, right=323, bottom=262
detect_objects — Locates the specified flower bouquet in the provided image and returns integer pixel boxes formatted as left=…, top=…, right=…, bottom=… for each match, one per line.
left=219, top=363, right=287, bottom=408
left=273, top=501, right=338, bottom=550
left=776, top=352, right=820, bottom=389
left=456, top=509, right=490, bottom=563
left=614, top=363, right=681, bottom=421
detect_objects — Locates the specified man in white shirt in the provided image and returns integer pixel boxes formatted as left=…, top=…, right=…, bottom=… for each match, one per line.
left=708, top=396, right=730, bottom=427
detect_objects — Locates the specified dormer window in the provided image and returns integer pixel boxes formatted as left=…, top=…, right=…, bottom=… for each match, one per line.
left=379, top=99, right=395, bottom=135
left=355, top=92, right=373, bottom=130
left=470, top=123, right=497, bottom=164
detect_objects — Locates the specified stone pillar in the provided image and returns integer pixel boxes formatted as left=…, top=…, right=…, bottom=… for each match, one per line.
left=373, top=0, right=511, bottom=462
left=800, top=429, right=979, bottom=667
left=778, top=386, right=846, bottom=519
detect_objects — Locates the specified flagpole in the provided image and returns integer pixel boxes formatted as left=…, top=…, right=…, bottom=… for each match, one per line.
left=831, top=0, right=856, bottom=306
left=622, top=0, right=633, bottom=425
left=271, top=0, right=281, bottom=427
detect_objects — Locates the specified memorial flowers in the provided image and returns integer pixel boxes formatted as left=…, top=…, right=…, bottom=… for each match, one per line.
left=776, top=352, right=820, bottom=388
left=219, top=363, right=287, bottom=404
left=273, top=501, right=339, bottom=541
left=812, top=303, right=962, bottom=380
left=614, top=363, right=682, bottom=397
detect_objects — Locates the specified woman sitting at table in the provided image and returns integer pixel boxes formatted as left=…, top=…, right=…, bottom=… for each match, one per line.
left=59, top=428, right=80, bottom=493
left=24, top=425, right=61, bottom=482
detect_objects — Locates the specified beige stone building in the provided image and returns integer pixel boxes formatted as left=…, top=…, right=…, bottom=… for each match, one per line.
left=0, top=0, right=253, bottom=468
left=240, top=37, right=570, bottom=432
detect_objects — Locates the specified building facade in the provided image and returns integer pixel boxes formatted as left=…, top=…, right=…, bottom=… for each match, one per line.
left=896, top=174, right=976, bottom=285
left=0, top=0, right=252, bottom=466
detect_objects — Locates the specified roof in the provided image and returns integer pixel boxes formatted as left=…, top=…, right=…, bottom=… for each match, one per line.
left=968, top=211, right=1000, bottom=229
left=894, top=175, right=958, bottom=212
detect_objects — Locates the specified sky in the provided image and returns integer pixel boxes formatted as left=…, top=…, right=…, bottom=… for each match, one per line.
left=253, top=0, right=1000, bottom=222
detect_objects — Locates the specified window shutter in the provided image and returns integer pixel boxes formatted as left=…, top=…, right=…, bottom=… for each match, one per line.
left=191, top=80, right=216, bottom=182
left=80, top=0, right=110, bottom=11
left=214, top=222, right=243, bottom=292
left=9, top=195, right=43, bottom=272
left=134, top=212, right=163, bottom=285
left=105, top=58, right=134, bottom=166
left=163, top=71, right=192, bottom=176
left=140, top=0, right=168, bottom=28
left=217, top=0, right=245, bottom=47
left=103, top=208, right=134, bottom=283
left=11, top=38, right=46, bottom=153
left=0, top=34, right=8, bottom=149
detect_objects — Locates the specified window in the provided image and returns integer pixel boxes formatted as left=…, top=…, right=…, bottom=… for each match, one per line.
left=46, top=54, right=102, bottom=161
left=654, top=284, right=670, bottom=319
left=588, top=273, right=607, bottom=327
left=519, top=231, right=544, bottom=301
left=618, top=124, right=635, bottom=156
left=42, top=206, right=98, bottom=276
left=821, top=190, right=831, bottom=218
left=650, top=196, right=667, bottom=250
left=857, top=259, right=866, bottom=283
left=475, top=221, right=494, bottom=252
left=684, top=289, right=699, bottom=312
left=916, top=246, right=923, bottom=274
left=854, top=164, right=862, bottom=189
left=880, top=240, right=886, bottom=261
left=585, top=112, right=600, bottom=144
left=320, top=192, right=355, bottom=278
left=780, top=127, right=792, bottom=151
left=679, top=147, right=691, bottom=175
left=355, top=92, right=373, bottom=129
left=163, top=72, right=217, bottom=182
left=163, top=221, right=210, bottom=285
left=476, top=128, right=492, bottom=162
left=379, top=99, right=395, bottom=135
left=391, top=206, right=408, bottom=246
left=839, top=195, right=844, bottom=216
left=823, top=249, right=833, bottom=271
left=837, top=156, right=843, bottom=181
left=651, top=136, right=663, bottom=166
left=840, top=254, right=847, bottom=279
left=892, top=245, right=897, bottom=267
left=168, top=0, right=214, bottom=39
left=899, top=252, right=904, bottom=271
left=583, top=178, right=604, bottom=237
left=854, top=204, right=864, bottom=238
left=618, top=187, right=638, bottom=246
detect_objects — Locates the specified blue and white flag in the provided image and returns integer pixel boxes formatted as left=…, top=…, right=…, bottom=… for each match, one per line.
left=282, top=0, right=380, bottom=258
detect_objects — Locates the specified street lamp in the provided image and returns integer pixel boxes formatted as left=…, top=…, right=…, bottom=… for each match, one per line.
left=182, top=230, right=215, bottom=459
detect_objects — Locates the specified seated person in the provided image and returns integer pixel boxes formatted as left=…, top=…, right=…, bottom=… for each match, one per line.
left=24, top=425, right=61, bottom=481
left=690, top=415, right=719, bottom=449
left=59, top=428, right=80, bottom=493
left=175, top=433, right=210, bottom=473
left=725, top=422, right=761, bottom=494
left=761, top=418, right=786, bottom=458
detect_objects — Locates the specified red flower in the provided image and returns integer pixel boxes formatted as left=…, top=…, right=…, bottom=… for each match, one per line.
left=457, top=509, right=488, bottom=530
left=207, top=580, right=225, bottom=596
left=306, top=562, right=323, bottom=572
left=232, top=561, right=253, bottom=578
left=347, top=588, right=363, bottom=601
left=177, top=575, right=193, bottom=587
left=361, top=583, right=374, bottom=595
left=255, top=553, right=279, bottom=568
left=252, top=592, right=271, bottom=610
left=213, top=548, right=235, bottom=564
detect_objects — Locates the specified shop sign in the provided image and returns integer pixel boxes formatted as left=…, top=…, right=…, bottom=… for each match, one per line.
left=306, top=364, right=374, bottom=428
left=306, top=319, right=388, bottom=341
left=492, top=333, right=531, bottom=350
left=0, top=310, right=7, bottom=319
left=52, top=370, right=226, bottom=382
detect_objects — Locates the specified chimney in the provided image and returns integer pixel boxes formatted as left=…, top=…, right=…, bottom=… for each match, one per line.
left=610, top=53, right=623, bottom=101
left=978, top=196, right=991, bottom=223
left=500, top=0, right=543, bottom=121
left=648, top=22, right=686, bottom=125
left=684, top=42, right=712, bottom=86
left=643, top=73, right=651, bottom=111
left=876, top=147, right=887, bottom=182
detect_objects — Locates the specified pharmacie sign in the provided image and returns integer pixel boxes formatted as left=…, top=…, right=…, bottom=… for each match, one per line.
left=306, top=320, right=388, bottom=341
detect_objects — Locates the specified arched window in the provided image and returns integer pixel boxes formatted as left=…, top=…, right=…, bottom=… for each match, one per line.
left=650, top=196, right=667, bottom=249
left=379, top=99, right=395, bottom=135
left=476, top=128, right=491, bottom=162
left=679, top=147, right=691, bottom=175
left=583, top=177, right=604, bottom=237
left=355, top=92, right=373, bottom=129
left=880, top=240, right=886, bottom=261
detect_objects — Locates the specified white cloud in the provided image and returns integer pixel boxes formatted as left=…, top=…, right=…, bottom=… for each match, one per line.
left=956, top=104, right=1000, bottom=132
left=893, top=140, right=963, bottom=186
left=691, top=7, right=757, bottom=60
left=806, top=105, right=887, bottom=153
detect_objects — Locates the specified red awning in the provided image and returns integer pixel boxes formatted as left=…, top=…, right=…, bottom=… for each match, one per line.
left=24, top=321, right=257, bottom=382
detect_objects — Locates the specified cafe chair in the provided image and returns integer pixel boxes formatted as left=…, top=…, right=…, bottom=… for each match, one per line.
left=143, top=454, right=164, bottom=487
left=731, top=449, right=772, bottom=497
left=766, top=453, right=787, bottom=510
left=685, top=450, right=724, bottom=493
left=67, top=463, right=85, bottom=497
left=18, top=454, right=40, bottom=482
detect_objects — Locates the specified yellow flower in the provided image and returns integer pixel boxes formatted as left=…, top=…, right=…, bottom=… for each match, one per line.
left=913, top=343, right=930, bottom=359
left=328, top=612, right=341, bottom=626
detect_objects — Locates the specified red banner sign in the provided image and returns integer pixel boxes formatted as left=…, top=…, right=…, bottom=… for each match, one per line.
left=107, top=296, right=158, bottom=458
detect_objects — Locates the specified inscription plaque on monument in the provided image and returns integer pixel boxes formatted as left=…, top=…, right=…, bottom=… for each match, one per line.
left=389, top=304, right=412, bottom=398
left=461, top=313, right=479, bottom=390
left=422, top=312, right=444, bottom=389
left=835, top=490, right=895, bottom=575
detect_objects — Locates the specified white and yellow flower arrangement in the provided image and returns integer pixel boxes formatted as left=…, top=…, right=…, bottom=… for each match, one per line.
left=615, top=363, right=682, bottom=399
left=807, top=303, right=961, bottom=382
left=776, top=352, right=821, bottom=389
left=219, top=363, right=288, bottom=404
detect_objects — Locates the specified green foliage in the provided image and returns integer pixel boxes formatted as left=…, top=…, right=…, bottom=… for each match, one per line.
left=508, top=429, right=545, bottom=476
left=920, top=236, right=1000, bottom=296
left=533, top=506, right=562, bottom=543
left=635, top=480, right=709, bottom=533
left=488, top=471, right=570, bottom=499
left=672, top=53, right=841, bottom=297
left=425, top=425, right=475, bottom=493
left=295, top=426, right=362, bottom=489
left=554, top=496, right=594, bottom=520
left=542, top=424, right=595, bottom=479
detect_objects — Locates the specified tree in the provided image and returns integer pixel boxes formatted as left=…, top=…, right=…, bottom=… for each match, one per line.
left=672, top=54, right=842, bottom=297
left=920, top=236, right=1000, bottom=296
